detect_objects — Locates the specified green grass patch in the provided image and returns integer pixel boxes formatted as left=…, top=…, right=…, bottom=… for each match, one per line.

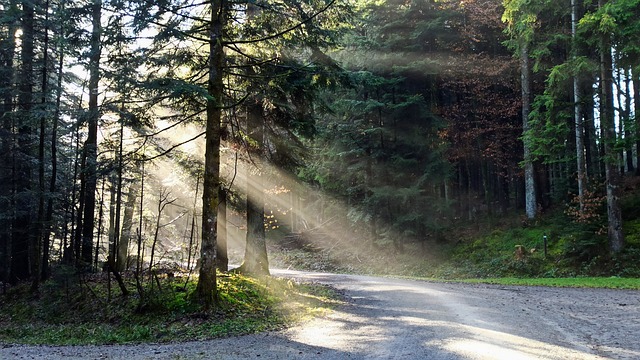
left=0, top=268, right=341, bottom=345
left=456, top=276, right=640, bottom=289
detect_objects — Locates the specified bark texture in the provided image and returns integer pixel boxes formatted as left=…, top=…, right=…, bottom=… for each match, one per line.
left=521, top=42, right=536, bottom=219
left=196, top=0, right=225, bottom=308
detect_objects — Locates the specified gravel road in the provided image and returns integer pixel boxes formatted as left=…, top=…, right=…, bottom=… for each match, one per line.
left=1, top=270, right=638, bottom=359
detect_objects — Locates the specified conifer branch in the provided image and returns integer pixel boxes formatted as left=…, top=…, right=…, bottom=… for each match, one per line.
left=224, top=0, right=338, bottom=45
left=144, top=131, right=206, bottom=162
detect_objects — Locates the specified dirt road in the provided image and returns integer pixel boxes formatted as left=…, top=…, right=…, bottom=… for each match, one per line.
left=2, top=270, right=638, bottom=359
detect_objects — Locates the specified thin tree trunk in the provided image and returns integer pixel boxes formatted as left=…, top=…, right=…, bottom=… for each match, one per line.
left=96, top=178, right=106, bottom=269
left=599, top=0, right=625, bottom=253
left=105, top=173, right=128, bottom=297
left=583, top=82, right=600, bottom=178
left=14, top=0, right=36, bottom=283
left=118, top=173, right=140, bottom=272
left=572, top=0, right=586, bottom=212
left=521, top=42, right=536, bottom=219
left=111, top=115, right=124, bottom=271
left=135, top=159, right=145, bottom=299
left=615, top=67, right=626, bottom=174
left=623, top=68, right=633, bottom=173
left=0, top=0, right=19, bottom=288
left=634, top=68, right=640, bottom=176
left=107, top=174, right=116, bottom=266
left=149, top=188, right=174, bottom=283
left=186, top=176, right=200, bottom=278
left=216, top=187, right=228, bottom=272
left=72, top=129, right=85, bottom=265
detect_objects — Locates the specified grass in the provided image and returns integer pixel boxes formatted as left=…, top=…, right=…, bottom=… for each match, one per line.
left=447, top=276, right=640, bottom=289
left=0, top=269, right=341, bottom=345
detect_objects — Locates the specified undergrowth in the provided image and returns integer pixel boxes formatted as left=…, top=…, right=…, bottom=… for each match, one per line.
left=0, top=269, right=340, bottom=345
left=269, top=193, right=640, bottom=281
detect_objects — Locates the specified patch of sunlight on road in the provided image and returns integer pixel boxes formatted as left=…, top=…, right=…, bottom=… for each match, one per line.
left=291, top=311, right=607, bottom=359
left=289, top=310, right=388, bottom=352
left=434, top=324, right=606, bottom=360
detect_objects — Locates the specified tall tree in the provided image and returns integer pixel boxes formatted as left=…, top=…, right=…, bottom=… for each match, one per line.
left=0, top=0, right=19, bottom=286
left=577, top=0, right=628, bottom=252
left=195, top=0, right=226, bottom=308
left=14, top=0, right=36, bottom=283
left=79, top=0, right=102, bottom=267
left=503, top=0, right=540, bottom=219
left=572, top=0, right=586, bottom=212
left=596, top=0, right=624, bottom=252
left=239, top=99, right=269, bottom=276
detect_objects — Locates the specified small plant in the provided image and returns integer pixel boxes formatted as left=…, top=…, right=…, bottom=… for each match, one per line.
left=565, top=189, right=607, bottom=233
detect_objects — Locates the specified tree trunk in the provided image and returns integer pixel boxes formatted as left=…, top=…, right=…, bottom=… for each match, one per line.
left=240, top=100, right=269, bottom=276
left=0, top=0, right=19, bottom=288
left=195, top=0, right=225, bottom=308
left=111, top=116, right=124, bottom=271
left=186, top=175, right=199, bottom=275
left=599, top=0, right=625, bottom=253
left=216, top=187, right=228, bottom=272
left=634, top=68, right=640, bottom=176
left=622, top=68, right=633, bottom=173
left=572, top=0, right=586, bottom=212
left=135, top=159, right=145, bottom=295
left=73, top=142, right=86, bottom=264
left=583, top=81, right=600, bottom=178
left=42, top=0, right=65, bottom=280
left=107, top=174, right=117, bottom=266
left=80, top=0, right=102, bottom=267
left=521, top=42, right=536, bottom=219
left=13, top=0, right=36, bottom=283
left=149, top=188, right=173, bottom=284
left=95, top=178, right=106, bottom=269
left=117, top=176, right=140, bottom=272
left=615, top=67, right=626, bottom=175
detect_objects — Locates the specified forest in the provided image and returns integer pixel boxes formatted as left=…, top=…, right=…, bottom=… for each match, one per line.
left=1, top=0, right=640, bottom=319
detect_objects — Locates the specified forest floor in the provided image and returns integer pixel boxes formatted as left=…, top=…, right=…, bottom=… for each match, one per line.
left=1, top=269, right=638, bottom=359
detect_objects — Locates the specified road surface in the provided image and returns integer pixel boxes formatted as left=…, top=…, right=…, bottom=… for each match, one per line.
left=1, top=269, right=638, bottom=359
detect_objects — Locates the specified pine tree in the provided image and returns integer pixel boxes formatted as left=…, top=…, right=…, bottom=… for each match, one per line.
left=0, top=0, right=20, bottom=286
left=596, top=0, right=624, bottom=253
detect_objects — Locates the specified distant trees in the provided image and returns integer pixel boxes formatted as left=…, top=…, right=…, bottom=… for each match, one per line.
left=302, top=0, right=638, bottom=255
left=501, top=0, right=640, bottom=253
left=306, top=0, right=521, bottom=249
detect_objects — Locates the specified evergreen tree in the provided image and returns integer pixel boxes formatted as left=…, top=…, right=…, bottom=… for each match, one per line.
left=304, top=0, right=454, bottom=249
left=592, top=0, right=625, bottom=252
left=0, top=0, right=20, bottom=286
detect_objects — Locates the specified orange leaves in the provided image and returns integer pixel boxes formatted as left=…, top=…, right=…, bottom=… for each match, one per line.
left=565, top=189, right=607, bottom=227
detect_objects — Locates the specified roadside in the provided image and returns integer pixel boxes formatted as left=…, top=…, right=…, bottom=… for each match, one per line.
left=2, top=270, right=638, bottom=359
